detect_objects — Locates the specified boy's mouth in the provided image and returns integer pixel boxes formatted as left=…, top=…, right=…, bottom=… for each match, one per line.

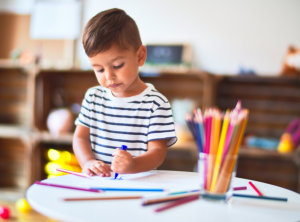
left=109, top=83, right=122, bottom=89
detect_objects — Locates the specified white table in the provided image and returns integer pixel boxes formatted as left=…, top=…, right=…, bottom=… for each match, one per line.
left=26, top=170, right=300, bottom=222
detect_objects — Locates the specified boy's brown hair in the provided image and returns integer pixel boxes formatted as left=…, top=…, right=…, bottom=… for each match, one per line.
left=82, top=8, right=142, bottom=57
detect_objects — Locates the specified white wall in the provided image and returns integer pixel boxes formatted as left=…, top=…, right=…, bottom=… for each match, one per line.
left=79, top=0, right=300, bottom=75
left=0, top=0, right=35, bottom=14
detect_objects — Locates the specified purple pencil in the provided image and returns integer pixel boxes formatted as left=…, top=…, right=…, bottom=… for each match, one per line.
left=35, top=181, right=101, bottom=193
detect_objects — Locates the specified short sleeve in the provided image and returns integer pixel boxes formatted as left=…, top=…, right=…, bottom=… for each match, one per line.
left=148, top=101, right=177, bottom=147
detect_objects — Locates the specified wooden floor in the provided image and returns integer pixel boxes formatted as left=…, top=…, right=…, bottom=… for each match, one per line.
left=0, top=188, right=55, bottom=222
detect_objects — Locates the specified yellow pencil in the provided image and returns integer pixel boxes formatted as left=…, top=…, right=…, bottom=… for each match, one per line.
left=210, top=110, right=230, bottom=192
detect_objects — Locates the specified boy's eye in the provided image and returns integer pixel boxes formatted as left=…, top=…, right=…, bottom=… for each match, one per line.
left=96, top=68, right=104, bottom=73
left=113, top=63, right=124, bottom=69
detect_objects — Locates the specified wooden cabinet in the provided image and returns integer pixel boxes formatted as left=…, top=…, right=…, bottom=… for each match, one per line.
left=1, top=66, right=300, bottom=193
left=0, top=67, right=35, bottom=191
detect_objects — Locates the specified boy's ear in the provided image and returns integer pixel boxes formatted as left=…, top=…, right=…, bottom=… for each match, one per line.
left=137, top=45, right=147, bottom=66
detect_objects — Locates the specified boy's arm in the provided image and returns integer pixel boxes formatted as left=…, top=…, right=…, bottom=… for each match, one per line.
left=73, top=124, right=111, bottom=176
left=73, top=125, right=95, bottom=167
left=112, top=139, right=168, bottom=174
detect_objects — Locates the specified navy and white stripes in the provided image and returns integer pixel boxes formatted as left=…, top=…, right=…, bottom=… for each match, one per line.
left=75, top=84, right=177, bottom=164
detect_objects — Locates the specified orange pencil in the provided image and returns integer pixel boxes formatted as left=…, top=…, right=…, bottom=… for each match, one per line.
left=210, top=110, right=230, bottom=192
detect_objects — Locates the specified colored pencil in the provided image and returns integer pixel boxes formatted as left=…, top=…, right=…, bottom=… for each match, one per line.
left=63, top=196, right=142, bottom=201
left=215, top=109, right=249, bottom=193
left=206, top=110, right=215, bottom=190
left=114, top=145, right=128, bottom=179
left=142, top=191, right=200, bottom=206
left=210, top=110, right=230, bottom=192
left=35, top=181, right=101, bottom=193
left=90, top=187, right=164, bottom=192
left=214, top=112, right=248, bottom=193
left=195, top=108, right=205, bottom=149
left=233, top=193, right=287, bottom=202
left=56, top=168, right=90, bottom=178
left=186, top=100, right=249, bottom=196
left=249, top=181, right=263, bottom=196
left=154, top=195, right=199, bottom=213
left=233, top=186, right=247, bottom=191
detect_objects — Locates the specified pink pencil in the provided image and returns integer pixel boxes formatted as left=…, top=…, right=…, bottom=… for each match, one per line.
left=249, top=181, right=263, bottom=196
left=56, top=168, right=90, bottom=178
left=35, top=181, right=101, bottom=193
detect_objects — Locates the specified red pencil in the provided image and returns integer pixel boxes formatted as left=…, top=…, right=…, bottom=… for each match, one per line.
left=249, top=181, right=263, bottom=196
left=154, top=195, right=199, bottom=213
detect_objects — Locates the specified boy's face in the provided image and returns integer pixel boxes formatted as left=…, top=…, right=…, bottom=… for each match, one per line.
left=89, top=44, right=147, bottom=97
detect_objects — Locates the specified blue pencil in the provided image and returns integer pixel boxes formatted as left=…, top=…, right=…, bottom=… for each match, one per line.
left=90, top=187, right=165, bottom=192
left=233, top=193, right=288, bottom=202
left=114, top=145, right=128, bottom=179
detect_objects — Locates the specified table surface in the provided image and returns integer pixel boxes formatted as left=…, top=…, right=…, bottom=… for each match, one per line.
left=26, top=170, right=300, bottom=222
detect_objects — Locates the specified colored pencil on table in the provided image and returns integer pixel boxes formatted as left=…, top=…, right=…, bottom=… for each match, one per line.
left=249, top=181, right=263, bottom=196
left=63, top=196, right=142, bottom=201
left=233, top=193, right=287, bottom=202
left=154, top=195, right=199, bottom=213
left=35, top=181, right=101, bottom=193
left=142, top=191, right=200, bottom=206
left=90, top=187, right=165, bottom=192
left=56, top=168, right=90, bottom=178
left=233, top=186, right=247, bottom=191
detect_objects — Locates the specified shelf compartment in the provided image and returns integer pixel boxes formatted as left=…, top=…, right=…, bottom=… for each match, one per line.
left=0, top=67, right=31, bottom=126
left=34, top=70, right=97, bottom=131
left=0, top=137, right=31, bottom=190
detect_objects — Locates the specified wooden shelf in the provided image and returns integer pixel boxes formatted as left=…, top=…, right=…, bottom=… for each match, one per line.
left=0, top=125, right=31, bottom=138
left=33, top=131, right=73, bottom=144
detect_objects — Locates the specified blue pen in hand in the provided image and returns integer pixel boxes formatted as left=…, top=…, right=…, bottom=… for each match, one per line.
left=114, top=145, right=128, bottom=179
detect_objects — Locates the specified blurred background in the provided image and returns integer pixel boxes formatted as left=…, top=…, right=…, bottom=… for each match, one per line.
left=0, top=0, right=300, bottom=220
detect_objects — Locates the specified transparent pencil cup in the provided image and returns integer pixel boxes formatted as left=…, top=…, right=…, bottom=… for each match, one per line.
left=198, top=152, right=238, bottom=201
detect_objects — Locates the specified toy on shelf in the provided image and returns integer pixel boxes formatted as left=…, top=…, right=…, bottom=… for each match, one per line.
left=278, top=118, right=300, bottom=153
left=281, top=45, right=300, bottom=76
left=46, top=108, right=74, bottom=136
left=245, top=136, right=279, bottom=150
left=45, top=148, right=81, bottom=178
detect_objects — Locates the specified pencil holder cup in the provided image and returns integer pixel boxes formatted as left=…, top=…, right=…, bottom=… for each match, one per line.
left=198, top=152, right=238, bottom=201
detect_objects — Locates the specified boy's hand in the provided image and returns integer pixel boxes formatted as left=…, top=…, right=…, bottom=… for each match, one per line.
left=111, top=148, right=134, bottom=174
left=82, top=160, right=111, bottom=177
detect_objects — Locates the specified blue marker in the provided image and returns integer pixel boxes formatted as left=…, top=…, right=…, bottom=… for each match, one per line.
left=114, top=145, right=128, bottom=179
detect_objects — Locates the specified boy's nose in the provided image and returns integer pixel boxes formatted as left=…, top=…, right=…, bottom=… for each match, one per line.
left=105, top=68, right=115, bottom=80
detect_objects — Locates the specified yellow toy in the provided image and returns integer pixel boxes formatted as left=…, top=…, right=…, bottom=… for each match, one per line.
left=16, top=198, right=31, bottom=213
left=277, top=133, right=294, bottom=153
left=278, top=118, right=300, bottom=153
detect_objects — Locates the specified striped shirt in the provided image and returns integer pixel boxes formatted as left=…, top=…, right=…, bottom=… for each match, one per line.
left=75, top=83, right=177, bottom=164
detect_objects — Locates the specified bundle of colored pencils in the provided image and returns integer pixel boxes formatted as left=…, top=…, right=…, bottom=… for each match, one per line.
left=185, top=100, right=249, bottom=194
